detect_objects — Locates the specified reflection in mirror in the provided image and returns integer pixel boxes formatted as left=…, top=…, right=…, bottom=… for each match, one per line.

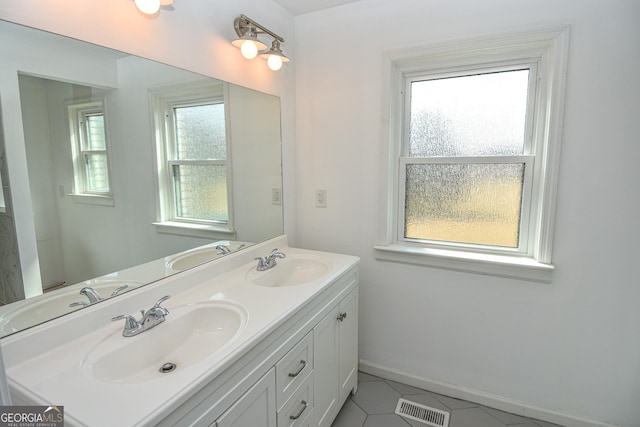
left=0, top=174, right=5, bottom=214
left=0, top=20, right=284, bottom=337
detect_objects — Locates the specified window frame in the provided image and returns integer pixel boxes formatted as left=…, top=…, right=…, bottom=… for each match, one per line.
left=151, top=82, right=236, bottom=239
left=375, top=27, right=570, bottom=282
left=399, top=63, right=538, bottom=256
left=67, top=98, right=114, bottom=206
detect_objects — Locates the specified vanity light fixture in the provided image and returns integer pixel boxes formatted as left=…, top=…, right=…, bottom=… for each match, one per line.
left=134, top=0, right=174, bottom=15
left=233, top=15, right=289, bottom=70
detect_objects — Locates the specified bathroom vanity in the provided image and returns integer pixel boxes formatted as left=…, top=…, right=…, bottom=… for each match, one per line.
left=0, top=236, right=359, bottom=427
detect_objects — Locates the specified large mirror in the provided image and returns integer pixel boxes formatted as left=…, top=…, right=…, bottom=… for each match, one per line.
left=0, top=20, right=284, bottom=337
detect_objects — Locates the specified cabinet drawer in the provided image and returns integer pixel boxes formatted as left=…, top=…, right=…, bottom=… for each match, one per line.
left=277, top=373, right=314, bottom=427
left=276, top=332, right=313, bottom=407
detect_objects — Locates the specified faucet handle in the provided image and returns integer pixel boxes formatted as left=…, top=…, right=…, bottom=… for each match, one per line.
left=69, top=301, right=89, bottom=308
left=152, top=295, right=171, bottom=315
left=269, top=249, right=286, bottom=260
left=153, top=295, right=171, bottom=308
left=112, top=314, right=140, bottom=329
left=110, top=285, right=129, bottom=297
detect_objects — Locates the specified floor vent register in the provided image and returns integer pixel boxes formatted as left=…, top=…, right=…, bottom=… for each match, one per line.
left=395, top=398, right=450, bottom=427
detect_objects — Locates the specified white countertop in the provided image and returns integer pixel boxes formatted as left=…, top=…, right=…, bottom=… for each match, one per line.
left=0, top=240, right=249, bottom=336
left=1, top=237, right=359, bottom=426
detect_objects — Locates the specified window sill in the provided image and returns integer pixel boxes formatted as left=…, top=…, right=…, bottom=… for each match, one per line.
left=69, top=193, right=114, bottom=206
left=153, top=221, right=237, bottom=240
left=374, top=244, right=554, bottom=283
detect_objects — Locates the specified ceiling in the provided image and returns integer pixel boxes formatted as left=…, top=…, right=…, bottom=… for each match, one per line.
left=271, top=0, right=362, bottom=16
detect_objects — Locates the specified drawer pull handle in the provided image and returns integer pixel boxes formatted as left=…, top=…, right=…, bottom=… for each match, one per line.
left=337, top=312, right=347, bottom=321
left=288, top=360, right=307, bottom=377
left=289, top=400, right=308, bottom=420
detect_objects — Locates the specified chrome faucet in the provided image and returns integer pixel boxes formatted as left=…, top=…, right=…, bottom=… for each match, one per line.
left=69, top=287, right=103, bottom=307
left=216, top=243, right=247, bottom=255
left=215, top=244, right=231, bottom=255
left=255, top=249, right=286, bottom=271
left=69, top=285, right=129, bottom=308
left=111, top=295, right=171, bottom=337
left=80, top=287, right=103, bottom=303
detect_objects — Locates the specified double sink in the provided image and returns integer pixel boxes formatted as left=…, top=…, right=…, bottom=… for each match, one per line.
left=2, top=240, right=358, bottom=427
left=81, top=252, right=332, bottom=384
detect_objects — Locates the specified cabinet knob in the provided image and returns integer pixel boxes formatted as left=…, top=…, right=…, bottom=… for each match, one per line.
left=337, top=312, right=347, bottom=322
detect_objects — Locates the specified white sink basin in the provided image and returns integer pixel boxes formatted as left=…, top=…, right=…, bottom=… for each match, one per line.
left=247, top=256, right=331, bottom=287
left=167, top=241, right=248, bottom=271
left=82, top=301, right=247, bottom=384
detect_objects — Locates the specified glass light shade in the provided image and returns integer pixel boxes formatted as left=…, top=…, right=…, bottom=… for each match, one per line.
left=259, top=40, right=289, bottom=71
left=159, top=0, right=173, bottom=4
left=135, top=0, right=160, bottom=14
left=232, top=25, right=268, bottom=60
left=267, top=55, right=283, bottom=71
left=240, top=41, right=259, bottom=59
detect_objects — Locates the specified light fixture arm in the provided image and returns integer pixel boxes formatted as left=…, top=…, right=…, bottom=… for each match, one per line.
left=235, top=14, right=284, bottom=44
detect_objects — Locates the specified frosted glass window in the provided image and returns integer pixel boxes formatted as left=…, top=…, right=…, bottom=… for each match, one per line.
left=68, top=101, right=112, bottom=197
left=164, top=100, right=229, bottom=224
left=174, top=104, right=226, bottom=160
left=172, top=164, right=228, bottom=222
left=84, top=114, right=106, bottom=150
left=400, top=67, right=535, bottom=250
left=404, top=163, right=524, bottom=247
left=82, top=113, right=109, bottom=193
left=409, top=70, right=529, bottom=157
left=84, top=153, right=110, bottom=193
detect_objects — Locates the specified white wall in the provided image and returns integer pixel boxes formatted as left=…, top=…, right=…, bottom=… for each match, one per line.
left=294, top=1, right=640, bottom=426
left=18, top=75, right=66, bottom=289
left=228, top=84, right=284, bottom=243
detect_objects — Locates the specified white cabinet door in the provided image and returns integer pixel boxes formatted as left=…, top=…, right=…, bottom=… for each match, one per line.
left=216, top=368, right=277, bottom=427
left=312, top=306, right=340, bottom=427
left=338, top=289, right=358, bottom=402
left=313, top=288, right=359, bottom=427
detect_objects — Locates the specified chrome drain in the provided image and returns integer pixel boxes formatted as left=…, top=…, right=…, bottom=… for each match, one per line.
left=159, top=362, right=177, bottom=373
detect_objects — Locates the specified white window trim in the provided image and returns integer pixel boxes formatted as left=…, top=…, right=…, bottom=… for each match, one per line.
left=152, top=220, right=236, bottom=240
left=0, top=186, right=6, bottom=213
left=375, top=26, right=570, bottom=283
left=67, top=98, right=114, bottom=206
left=150, top=81, right=236, bottom=238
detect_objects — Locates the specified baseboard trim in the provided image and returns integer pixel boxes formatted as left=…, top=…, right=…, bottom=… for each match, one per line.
left=358, top=360, right=620, bottom=427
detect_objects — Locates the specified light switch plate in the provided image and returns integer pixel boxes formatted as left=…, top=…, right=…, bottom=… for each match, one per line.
left=315, top=190, right=327, bottom=208
left=272, top=188, right=282, bottom=205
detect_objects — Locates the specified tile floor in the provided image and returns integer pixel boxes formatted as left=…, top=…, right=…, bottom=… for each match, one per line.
left=331, top=372, right=564, bottom=427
